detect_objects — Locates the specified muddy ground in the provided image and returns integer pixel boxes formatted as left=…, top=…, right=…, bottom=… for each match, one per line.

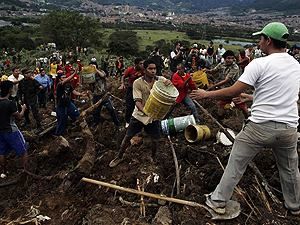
left=0, top=77, right=300, bottom=225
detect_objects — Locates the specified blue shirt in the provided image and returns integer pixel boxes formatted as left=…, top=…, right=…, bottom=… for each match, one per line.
left=35, top=74, right=52, bottom=88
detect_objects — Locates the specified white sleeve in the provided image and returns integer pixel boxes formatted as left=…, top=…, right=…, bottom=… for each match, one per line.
left=238, top=59, right=261, bottom=87
left=8, top=76, right=14, bottom=82
left=170, top=51, right=176, bottom=59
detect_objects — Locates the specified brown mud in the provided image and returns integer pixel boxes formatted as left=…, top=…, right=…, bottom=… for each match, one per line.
left=0, top=77, right=299, bottom=225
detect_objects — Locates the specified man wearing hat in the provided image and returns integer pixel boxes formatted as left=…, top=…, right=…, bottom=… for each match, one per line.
left=191, top=22, right=300, bottom=216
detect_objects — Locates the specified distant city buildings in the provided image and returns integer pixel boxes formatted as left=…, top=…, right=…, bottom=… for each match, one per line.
left=0, top=3, right=299, bottom=32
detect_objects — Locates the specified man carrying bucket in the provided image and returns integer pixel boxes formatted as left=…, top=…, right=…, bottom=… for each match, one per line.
left=190, top=22, right=300, bottom=216
left=109, top=59, right=172, bottom=168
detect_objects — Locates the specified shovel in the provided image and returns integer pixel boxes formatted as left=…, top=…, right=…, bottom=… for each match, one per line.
left=82, top=177, right=240, bottom=220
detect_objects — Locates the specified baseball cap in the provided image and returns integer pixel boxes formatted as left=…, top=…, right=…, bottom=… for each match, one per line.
left=192, top=43, right=198, bottom=48
left=252, top=22, right=289, bottom=42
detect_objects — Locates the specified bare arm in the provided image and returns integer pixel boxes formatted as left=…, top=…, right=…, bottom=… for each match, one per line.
left=207, top=77, right=230, bottom=90
left=135, top=99, right=145, bottom=113
left=72, top=89, right=85, bottom=97
left=190, top=81, right=251, bottom=100
left=12, top=104, right=26, bottom=120
left=61, top=69, right=77, bottom=85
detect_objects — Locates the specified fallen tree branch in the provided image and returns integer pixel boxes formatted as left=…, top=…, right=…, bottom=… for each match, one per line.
left=81, top=93, right=109, bottom=117
left=254, top=176, right=272, bottom=213
left=110, top=93, right=125, bottom=103
left=119, top=196, right=158, bottom=207
left=59, top=93, right=109, bottom=191
left=167, top=135, right=180, bottom=195
left=249, top=162, right=281, bottom=205
left=38, top=122, right=57, bottom=137
left=216, top=156, right=260, bottom=217
left=23, top=169, right=67, bottom=180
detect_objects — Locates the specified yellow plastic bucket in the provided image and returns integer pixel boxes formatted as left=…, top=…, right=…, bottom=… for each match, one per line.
left=184, top=124, right=211, bottom=143
left=81, top=65, right=96, bottom=84
left=144, top=80, right=179, bottom=120
left=192, top=69, right=209, bottom=88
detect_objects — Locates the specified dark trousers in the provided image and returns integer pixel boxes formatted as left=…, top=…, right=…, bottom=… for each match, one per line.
left=38, top=89, right=47, bottom=108
left=55, top=102, right=80, bottom=136
left=24, top=102, right=41, bottom=126
left=118, top=117, right=160, bottom=158
left=93, top=95, right=120, bottom=127
left=125, top=87, right=135, bottom=124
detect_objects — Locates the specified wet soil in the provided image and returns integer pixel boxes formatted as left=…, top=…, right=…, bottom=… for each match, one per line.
left=0, top=78, right=299, bottom=225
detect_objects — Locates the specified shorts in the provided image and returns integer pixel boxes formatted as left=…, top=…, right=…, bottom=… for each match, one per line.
left=126, top=117, right=160, bottom=139
left=0, top=130, right=27, bottom=156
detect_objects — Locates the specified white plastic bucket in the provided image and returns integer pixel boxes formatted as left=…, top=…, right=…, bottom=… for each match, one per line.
left=161, top=115, right=196, bottom=135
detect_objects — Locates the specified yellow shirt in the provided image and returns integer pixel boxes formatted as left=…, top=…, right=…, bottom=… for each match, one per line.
left=49, top=63, right=58, bottom=77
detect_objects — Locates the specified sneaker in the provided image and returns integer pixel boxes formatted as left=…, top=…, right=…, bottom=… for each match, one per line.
left=205, top=193, right=226, bottom=215
left=125, top=123, right=129, bottom=128
left=109, top=157, right=123, bottom=168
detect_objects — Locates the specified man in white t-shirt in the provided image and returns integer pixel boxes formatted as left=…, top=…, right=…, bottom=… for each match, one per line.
left=8, top=67, right=24, bottom=102
left=191, top=22, right=300, bottom=216
left=216, top=44, right=226, bottom=63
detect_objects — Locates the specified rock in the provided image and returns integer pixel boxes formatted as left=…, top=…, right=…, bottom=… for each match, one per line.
left=152, top=206, right=172, bottom=225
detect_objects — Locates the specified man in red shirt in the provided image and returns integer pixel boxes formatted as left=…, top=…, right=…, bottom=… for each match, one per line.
left=169, top=64, right=200, bottom=123
left=119, top=58, right=144, bottom=127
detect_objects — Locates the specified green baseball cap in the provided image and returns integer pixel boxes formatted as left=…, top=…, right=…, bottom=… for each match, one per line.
left=252, top=22, right=289, bottom=42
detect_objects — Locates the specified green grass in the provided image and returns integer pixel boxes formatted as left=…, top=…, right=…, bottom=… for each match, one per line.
left=100, top=28, right=247, bottom=52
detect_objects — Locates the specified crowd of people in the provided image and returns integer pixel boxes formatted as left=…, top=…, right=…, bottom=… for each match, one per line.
left=0, top=21, right=300, bottom=218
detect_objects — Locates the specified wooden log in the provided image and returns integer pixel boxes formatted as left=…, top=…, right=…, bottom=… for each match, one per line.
left=81, top=93, right=109, bottom=117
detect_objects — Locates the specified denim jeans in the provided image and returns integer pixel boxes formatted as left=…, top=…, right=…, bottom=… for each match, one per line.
left=211, top=121, right=300, bottom=211
left=182, top=96, right=200, bottom=122
left=55, top=102, right=79, bottom=136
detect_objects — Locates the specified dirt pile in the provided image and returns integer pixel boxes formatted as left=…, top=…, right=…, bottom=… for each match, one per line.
left=0, top=77, right=299, bottom=225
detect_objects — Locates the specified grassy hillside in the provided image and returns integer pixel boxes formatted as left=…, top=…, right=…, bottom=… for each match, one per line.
left=101, top=28, right=249, bottom=52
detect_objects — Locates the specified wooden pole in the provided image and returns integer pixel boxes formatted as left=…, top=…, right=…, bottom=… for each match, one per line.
left=193, top=100, right=235, bottom=143
left=81, top=177, right=210, bottom=210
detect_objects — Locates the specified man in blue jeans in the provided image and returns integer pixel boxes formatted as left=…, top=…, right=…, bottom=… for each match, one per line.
left=191, top=22, right=300, bottom=216
left=55, top=69, right=85, bottom=136
left=0, top=81, right=28, bottom=175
